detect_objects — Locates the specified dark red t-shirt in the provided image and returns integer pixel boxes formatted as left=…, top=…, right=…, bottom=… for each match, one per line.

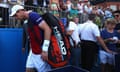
left=27, top=12, right=44, bottom=54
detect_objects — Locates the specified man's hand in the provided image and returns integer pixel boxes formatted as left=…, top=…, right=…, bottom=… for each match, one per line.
left=41, top=51, right=48, bottom=61
left=106, top=49, right=117, bottom=55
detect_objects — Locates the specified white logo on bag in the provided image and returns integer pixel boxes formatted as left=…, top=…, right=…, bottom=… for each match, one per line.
left=54, top=26, right=67, bottom=55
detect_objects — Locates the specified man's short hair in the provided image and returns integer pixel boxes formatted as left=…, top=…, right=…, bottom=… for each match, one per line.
left=88, top=14, right=96, bottom=21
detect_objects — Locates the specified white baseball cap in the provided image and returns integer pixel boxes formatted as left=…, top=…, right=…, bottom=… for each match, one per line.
left=10, top=5, right=24, bottom=16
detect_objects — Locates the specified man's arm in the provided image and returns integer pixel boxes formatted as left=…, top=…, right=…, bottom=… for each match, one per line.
left=38, top=20, right=51, bottom=40
left=96, top=36, right=115, bottom=54
left=38, top=20, right=52, bottom=61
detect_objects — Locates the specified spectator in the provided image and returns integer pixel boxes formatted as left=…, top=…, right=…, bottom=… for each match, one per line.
left=76, top=14, right=113, bottom=71
left=59, top=0, right=67, bottom=11
left=91, top=6, right=99, bottom=15
left=66, top=0, right=72, bottom=19
left=99, top=18, right=120, bottom=72
left=113, top=11, right=120, bottom=49
left=66, top=0, right=72, bottom=13
left=77, top=1, right=84, bottom=14
left=69, top=0, right=79, bottom=17
left=83, top=2, right=92, bottom=14
left=10, top=5, right=51, bottom=72
left=49, top=0, right=60, bottom=17
left=104, top=7, right=113, bottom=19
left=113, top=10, right=120, bottom=31
left=59, top=0, right=67, bottom=17
left=66, top=17, right=81, bottom=67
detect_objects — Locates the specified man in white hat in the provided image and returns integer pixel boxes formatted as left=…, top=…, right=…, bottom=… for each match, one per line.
left=10, top=5, right=51, bottom=72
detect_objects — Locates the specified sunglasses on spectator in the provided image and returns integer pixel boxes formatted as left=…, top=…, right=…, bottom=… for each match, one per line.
left=114, top=15, right=119, bottom=17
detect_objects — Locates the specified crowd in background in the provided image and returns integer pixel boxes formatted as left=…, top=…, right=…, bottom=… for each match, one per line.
left=0, top=0, right=119, bottom=28
left=0, top=0, right=120, bottom=72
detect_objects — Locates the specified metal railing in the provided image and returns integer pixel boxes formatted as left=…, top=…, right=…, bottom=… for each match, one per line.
left=0, top=4, right=89, bottom=28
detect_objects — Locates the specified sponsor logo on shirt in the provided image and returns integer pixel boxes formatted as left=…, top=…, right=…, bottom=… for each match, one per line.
left=36, top=17, right=42, bottom=22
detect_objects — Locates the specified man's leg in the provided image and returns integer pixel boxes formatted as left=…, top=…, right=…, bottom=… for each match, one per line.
left=26, top=50, right=35, bottom=72
left=26, top=68, right=36, bottom=72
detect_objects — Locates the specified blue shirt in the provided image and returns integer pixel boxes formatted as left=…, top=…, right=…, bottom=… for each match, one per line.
left=29, top=12, right=43, bottom=25
left=100, top=29, right=120, bottom=51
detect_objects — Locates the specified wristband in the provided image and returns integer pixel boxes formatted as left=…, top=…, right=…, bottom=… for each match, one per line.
left=42, top=40, right=50, bottom=52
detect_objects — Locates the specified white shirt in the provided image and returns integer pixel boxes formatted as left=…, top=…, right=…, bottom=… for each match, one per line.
left=98, top=9, right=104, bottom=15
left=67, top=21, right=81, bottom=44
left=84, top=5, right=92, bottom=14
left=77, top=20, right=100, bottom=42
left=67, top=21, right=76, bottom=31
left=67, top=3, right=72, bottom=12
left=104, top=10, right=112, bottom=18
left=77, top=3, right=84, bottom=14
